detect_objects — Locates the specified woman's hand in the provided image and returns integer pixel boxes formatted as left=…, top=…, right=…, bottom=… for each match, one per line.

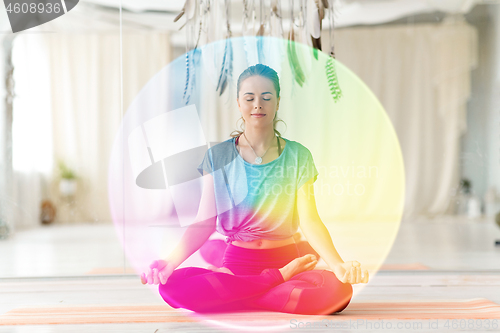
left=329, top=261, right=369, bottom=284
left=140, top=260, right=174, bottom=285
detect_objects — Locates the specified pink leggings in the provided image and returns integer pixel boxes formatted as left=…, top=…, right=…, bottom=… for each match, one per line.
left=159, top=243, right=353, bottom=314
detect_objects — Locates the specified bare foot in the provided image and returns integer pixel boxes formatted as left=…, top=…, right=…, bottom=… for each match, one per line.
left=207, top=265, right=234, bottom=275
left=279, top=254, right=317, bottom=281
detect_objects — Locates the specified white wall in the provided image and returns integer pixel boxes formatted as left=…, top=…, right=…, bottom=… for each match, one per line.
left=462, top=5, right=500, bottom=214
left=488, top=6, right=500, bottom=206
left=0, top=41, right=9, bottom=233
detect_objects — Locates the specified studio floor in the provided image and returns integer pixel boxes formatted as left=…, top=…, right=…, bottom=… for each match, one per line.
left=0, top=215, right=499, bottom=332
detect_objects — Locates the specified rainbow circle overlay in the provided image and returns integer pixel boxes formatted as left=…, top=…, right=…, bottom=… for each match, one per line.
left=108, top=36, right=405, bottom=330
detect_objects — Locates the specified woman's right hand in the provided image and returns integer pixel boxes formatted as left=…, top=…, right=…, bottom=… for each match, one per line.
left=140, top=260, right=174, bottom=285
left=329, top=261, right=369, bottom=284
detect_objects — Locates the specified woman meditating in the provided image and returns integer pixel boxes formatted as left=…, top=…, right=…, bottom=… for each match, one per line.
left=141, top=64, right=369, bottom=315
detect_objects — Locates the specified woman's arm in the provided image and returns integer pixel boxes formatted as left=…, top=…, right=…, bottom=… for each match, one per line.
left=142, top=170, right=217, bottom=284
left=296, top=178, right=345, bottom=267
left=297, top=177, right=369, bottom=284
left=165, top=170, right=218, bottom=268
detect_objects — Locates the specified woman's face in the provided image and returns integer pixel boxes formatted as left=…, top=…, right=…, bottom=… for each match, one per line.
left=237, top=75, right=280, bottom=129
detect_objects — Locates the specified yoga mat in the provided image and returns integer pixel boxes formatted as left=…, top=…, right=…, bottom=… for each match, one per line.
left=1, top=299, right=498, bottom=325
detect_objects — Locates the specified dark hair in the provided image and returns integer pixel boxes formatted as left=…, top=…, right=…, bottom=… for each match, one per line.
left=236, top=64, right=281, bottom=99
left=231, top=64, right=286, bottom=138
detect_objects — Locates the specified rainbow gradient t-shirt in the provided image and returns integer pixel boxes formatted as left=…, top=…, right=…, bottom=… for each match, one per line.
left=197, top=136, right=319, bottom=242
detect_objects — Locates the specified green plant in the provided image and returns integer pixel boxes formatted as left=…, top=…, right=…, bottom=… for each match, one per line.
left=460, top=178, right=471, bottom=194
left=58, top=161, right=77, bottom=180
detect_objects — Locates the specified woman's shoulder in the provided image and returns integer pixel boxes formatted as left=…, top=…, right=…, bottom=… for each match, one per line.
left=204, top=138, right=236, bottom=161
left=206, top=138, right=234, bottom=152
left=282, top=138, right=312, bottom=156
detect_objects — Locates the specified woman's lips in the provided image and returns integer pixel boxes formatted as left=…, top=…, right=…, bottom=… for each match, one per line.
left=251, top=114, right=266, bottom=117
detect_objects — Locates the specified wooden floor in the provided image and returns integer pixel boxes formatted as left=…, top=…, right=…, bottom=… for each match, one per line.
left=1, top=216, right=499, bottom=332
left=1, top=271, right=499, bottom=332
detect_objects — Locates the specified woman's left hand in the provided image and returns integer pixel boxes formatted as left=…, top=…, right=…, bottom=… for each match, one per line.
left=329, top=261, right=369, bottom=284
left=141, top=259, right=175, bottom=285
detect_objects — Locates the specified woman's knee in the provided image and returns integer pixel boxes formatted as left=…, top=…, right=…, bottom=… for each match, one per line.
left=167, top=267, right=209, bottom=282
left=159, top=277, right=208, bottom=311
left=331, top=282, right=353, bottom=313
left=158, top=267, right=211, bottom=309
left=158, top=280, right=181, bottom=308
left=324, top=270, right=353, bottom=310
left=291, top=270, right=353, bottom=314
left=291, top=270, right=351, bottom=290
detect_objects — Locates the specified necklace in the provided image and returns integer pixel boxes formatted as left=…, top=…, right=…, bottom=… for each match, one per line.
left=242, top=132, right=275, bottom=164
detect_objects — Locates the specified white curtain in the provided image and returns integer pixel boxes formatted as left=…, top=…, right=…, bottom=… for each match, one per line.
left=49, top=31, right=172, bottom=223
left=330, top=20, right=478, bottom=217
left=10, top=35, right=53, bottom=229
left=11, top=31, right=172, bottom=227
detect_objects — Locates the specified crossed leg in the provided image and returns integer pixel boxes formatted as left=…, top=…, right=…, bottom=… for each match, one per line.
left=249, top=270, right=353, bottom=315
left=159, top=255, right=352, bottom=314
